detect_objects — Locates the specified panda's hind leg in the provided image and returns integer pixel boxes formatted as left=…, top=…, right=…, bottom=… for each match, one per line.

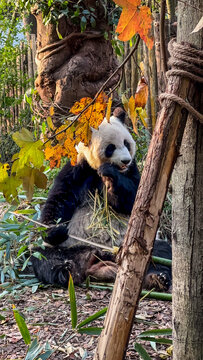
left=144, top=239, right=172, bottom=291
left=31, top=245, right=117, bottom=287
left=86, top=260, right=118, bottom=282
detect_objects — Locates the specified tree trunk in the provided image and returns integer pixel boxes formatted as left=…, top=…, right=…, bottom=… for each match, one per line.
left=94, top=36, right=202, bottom=359
left=172, top=1, right=203, bottom=359
left=94, top=6, right=203, bottom=358
left=32, top=2, right=119, bottom=109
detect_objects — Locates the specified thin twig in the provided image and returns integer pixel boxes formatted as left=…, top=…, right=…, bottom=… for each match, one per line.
left=10, top=211, right=50, bottom=228
left=69, top=234, right=113, bottom=251
left=10, top=212, right=114, bottom=251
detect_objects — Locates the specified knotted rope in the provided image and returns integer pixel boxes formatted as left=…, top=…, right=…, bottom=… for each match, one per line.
left=159, top=38, right=203, bottom=123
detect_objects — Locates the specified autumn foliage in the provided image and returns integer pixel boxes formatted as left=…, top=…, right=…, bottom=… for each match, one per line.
left=0, top=0, right=153, bottom=202
left=122, top=77, right=149, bottom=134
left=114, top=0, right=154, bottom=49
left=44, top=92, right=108, bottom=169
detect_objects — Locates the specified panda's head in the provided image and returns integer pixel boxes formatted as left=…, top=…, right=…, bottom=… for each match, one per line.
left=77, top=108, right=136, bottom=171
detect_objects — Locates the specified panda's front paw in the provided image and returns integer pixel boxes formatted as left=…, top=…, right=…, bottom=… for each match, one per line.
left=45, top=225, right=68, bottom=246
left=98, top=163, right=118, bottom=179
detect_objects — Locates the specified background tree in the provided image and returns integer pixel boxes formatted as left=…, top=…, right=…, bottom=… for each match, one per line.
left=172, top=1, right=203, bottom=359
left=28, top=0, right=120, bottom=110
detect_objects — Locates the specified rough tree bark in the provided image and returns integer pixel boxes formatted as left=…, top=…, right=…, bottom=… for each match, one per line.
left=32, top=1, right=119, bottom=108
left=172, top=1, right=203, bottom=359
left=94, top=10, right=202, bottom=360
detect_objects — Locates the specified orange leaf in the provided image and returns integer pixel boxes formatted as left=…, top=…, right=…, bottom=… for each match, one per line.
left=50, top=106, right=54, bottom=116
left=114, top=0, right=154, bottom=49
left=134, top=77, right=149, bottom=108
left=128, top=96, right=137, bottom=131
left=131, top=115, right=139, bottom=135
left=106, top=96, right=113, bottom=122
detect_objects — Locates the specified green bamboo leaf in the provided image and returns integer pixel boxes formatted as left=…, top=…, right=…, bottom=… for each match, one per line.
left=138, top=328, right=172, bottom=337
left=21, top=257, right=30, bottom=271
left=37, top=341, right=54, bottom=360
left=77, top=307, right=107, bottom=329
left=17, top=245, right=28, bottom=257
left=68, top=274, right=77, bottom=329
left=15, top=209, right=36, bottom=215
left=137, top=336, right=172, bottom=345
left=13, top=306, right=31, bottom=345
left=25, top=338, right=43, bottom=360
left=78, top=327, right=103, bottom=335
left=134, top=343, right=152, bottom=360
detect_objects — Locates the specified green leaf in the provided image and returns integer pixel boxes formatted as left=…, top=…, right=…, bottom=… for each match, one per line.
left=32, top=284, right=39, bottom=293
left=80, top=16, right=87, bottom=32
left=78, top=327, right=103, bottom=335
left=138, top=336, right=172, bottom=345
left=12, top=128, right=34, bottom=147
left=138, top=328, right=172, bottom=338
left=68, top=274, right=77, bottom=329
left=134, top=343, right=152, bottom=360
left=13, top=306, right=31, bottom=345
left=25, top=338, right=44, bottom=360
left=15, top=209, right=36, bottom=215
left=21, top=257, right=30, bottom=271
left=1, top=174, right=21, bottom=202
left=18, top=140, right=44, bottom=169
left=77, top=307, right=107, bottom=329
left=0, top=314, right=6, bottom=320
left=56, top=23, right=63, bottom=39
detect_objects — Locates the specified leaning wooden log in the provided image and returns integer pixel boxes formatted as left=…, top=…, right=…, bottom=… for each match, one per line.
left=94, top=37, right=202, bottom=359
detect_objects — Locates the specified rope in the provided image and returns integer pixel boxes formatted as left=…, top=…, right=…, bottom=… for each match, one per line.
left=159, top=38, right=203, bottom=123
left=159, top=93, right=203, bottom=123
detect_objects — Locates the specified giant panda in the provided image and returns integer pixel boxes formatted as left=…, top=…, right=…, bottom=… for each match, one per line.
left=31, top=108, right=172, bottom=290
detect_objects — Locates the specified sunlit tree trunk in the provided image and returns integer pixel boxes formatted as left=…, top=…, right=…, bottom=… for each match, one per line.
left=32, top=1, right=119, bottom=109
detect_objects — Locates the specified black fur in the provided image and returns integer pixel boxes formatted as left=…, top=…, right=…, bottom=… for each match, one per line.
left=40, top=159, right=140, bottom=246
left=31, top=245, right=116, bottom=287
left=144, top=241, right=172, bottom=291
left=31, top=141, right=172, bottom=291
left=31, top=240, right=172, bottom=290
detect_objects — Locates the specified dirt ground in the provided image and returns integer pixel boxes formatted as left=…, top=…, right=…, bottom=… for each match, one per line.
left=0, top=200, right=172, bottom=359
left=0, top=285, right=172, bottom=360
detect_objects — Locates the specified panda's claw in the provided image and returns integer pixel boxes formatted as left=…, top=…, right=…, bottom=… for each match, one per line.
left=144, top=271, right=171, bottom=291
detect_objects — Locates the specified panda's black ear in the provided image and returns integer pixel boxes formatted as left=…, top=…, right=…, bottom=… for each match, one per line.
left=113, top=107, right=126, bottom=124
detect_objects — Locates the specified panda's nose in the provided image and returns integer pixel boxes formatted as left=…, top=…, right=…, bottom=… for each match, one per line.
left=121, top=159, right=130, bottom=165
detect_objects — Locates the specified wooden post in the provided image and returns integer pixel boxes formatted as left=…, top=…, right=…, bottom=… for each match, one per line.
left=94, top=30, right=202, bottom=360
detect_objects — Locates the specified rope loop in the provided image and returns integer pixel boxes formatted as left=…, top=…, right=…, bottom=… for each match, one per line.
left=159, top=39, right=203, bottom=123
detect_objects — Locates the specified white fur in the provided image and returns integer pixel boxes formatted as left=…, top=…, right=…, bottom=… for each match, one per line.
left=77, top=116, right=136, bottom=170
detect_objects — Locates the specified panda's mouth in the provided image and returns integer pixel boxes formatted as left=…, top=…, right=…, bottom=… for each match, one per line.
left=119, top=164, right=129, bottom=172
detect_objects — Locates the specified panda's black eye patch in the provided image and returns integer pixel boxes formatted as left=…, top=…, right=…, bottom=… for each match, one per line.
left=124, top=140, right=131, bottom=151
left=105, top=144, right=116, bottom=158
